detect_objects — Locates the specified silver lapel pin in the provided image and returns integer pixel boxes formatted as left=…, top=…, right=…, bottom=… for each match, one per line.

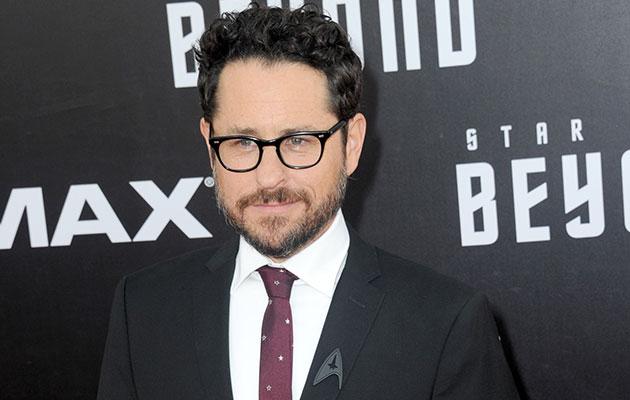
left=313, top=348, right=343, bottom=390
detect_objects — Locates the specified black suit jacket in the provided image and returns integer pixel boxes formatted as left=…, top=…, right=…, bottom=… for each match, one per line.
left=97, top=230, right=519, bottom=399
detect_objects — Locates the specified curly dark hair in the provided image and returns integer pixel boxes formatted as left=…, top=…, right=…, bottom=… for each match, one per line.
left=194, top=2, right=363, bottom=125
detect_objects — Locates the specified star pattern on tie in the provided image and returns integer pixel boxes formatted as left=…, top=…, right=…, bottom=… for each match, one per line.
left=257, top=266, right=298, bottom=400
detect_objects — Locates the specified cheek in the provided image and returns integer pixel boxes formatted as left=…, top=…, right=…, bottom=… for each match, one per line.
left=290, top=164, right=340, bottom=198
left=215, top=172, right=246, bottom=201
left=325, top=138, right=347, bottom=168
left=281, top=142, right=344, bottom=194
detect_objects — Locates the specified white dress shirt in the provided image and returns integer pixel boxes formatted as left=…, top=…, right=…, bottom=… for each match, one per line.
left=229, top=210, right=350, bottom=400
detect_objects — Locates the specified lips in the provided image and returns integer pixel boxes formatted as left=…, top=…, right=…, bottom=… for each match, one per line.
left=250, top=200, right=300, bottom=211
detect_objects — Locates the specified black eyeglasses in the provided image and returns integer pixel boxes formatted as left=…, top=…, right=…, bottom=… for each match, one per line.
left=208, top=119, right=347, bottom=172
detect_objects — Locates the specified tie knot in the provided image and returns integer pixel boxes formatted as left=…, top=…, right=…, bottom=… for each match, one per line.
left=257, top=266, right=297, bottom=299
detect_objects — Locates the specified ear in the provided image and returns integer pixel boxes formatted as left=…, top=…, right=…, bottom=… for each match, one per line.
left=199, top=117, right=211, bottom=142
left=199, top=117, right=215, bottom=169
left=344, top=113, right=367, bottom=176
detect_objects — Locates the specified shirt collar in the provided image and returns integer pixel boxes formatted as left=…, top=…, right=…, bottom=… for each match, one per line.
left=231, top=210, right=350, bottom=298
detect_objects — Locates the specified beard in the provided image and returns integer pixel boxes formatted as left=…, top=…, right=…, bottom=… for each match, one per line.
left=214, top=168, right=347, bottom=259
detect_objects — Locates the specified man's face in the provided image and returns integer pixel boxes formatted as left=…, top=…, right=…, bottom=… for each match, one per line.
left=200, top=59, right=365, bottom=261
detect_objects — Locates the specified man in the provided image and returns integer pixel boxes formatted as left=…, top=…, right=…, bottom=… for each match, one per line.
left=97, top=3, right=520, bottom=399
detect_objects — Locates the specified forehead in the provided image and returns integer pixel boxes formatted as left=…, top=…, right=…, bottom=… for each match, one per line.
left=212, top=59, right=335, bottom=135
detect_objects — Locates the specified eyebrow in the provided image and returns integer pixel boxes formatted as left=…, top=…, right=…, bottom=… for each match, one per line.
left=218, top=124, right=321, bottom=137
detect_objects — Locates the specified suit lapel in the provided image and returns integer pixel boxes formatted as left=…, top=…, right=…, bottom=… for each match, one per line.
left=301, top=230, right=385, bottom=400
left=192, top=240, right=238, bottom=400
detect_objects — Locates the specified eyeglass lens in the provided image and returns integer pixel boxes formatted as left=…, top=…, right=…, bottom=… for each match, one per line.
left=218, top=134, right=323, bottom=170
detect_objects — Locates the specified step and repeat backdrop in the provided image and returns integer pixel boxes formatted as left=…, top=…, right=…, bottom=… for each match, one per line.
left=2, top=0, right=629, bottom=399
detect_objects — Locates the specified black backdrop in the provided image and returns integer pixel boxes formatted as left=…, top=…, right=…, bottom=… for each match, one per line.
left=2, top=1, right=630, bottom=399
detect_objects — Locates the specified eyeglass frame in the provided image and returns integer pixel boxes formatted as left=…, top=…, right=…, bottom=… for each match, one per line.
left=207, top=119, right=348, bottom=173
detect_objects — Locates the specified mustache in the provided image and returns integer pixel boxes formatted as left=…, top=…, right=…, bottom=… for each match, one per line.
left=236, top=187, right=311, bottom=212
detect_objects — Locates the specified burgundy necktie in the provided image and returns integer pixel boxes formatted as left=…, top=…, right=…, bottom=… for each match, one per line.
left=257, top=266, right=298, bottom=400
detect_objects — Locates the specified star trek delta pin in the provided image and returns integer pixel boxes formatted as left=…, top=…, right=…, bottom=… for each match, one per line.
left=313, top=348, right=343, bottom=389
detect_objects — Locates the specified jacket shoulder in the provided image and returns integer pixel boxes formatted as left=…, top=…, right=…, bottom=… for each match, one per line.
left=123, top=240, right=235, bottom=294
left=372, top=245, right=477, bottom=313
left=376, top=246, right=473, bottom=290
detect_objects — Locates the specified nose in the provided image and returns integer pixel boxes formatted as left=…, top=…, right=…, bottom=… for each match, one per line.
left=254, top=146, right=287, bottom=189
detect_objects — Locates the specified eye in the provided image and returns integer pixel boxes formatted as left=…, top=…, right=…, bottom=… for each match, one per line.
left=288, top=136, right=306, bottom=146
left=235, top=138, right=256, bottom=148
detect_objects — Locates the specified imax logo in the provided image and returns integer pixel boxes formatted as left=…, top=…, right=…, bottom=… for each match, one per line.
left=0, top=177, right=212, bottom=250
